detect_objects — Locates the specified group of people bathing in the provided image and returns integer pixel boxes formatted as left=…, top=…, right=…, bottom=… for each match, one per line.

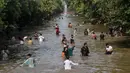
left=12, top=32, right=45, bottom=46
left=20, top=23, right=113, bottom=70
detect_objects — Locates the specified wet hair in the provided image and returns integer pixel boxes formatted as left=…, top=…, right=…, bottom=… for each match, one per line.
left=29, top=38, right=32, bottom=40
left=27, top=54, right=32, bottom=57
left=62, top=34, right=65, bottom=36
left=66, top=56, right=69, bottom=59
left=71, top=34, right=73, bottom=37
left=40, top=33, right=42, bottom=35
left=84, top=42, right=87, bottom=45
left=106, top=43, right=109, bottom=46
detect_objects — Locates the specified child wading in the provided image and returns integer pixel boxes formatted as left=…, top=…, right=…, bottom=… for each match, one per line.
left=20, top=54, right=35, bottom=68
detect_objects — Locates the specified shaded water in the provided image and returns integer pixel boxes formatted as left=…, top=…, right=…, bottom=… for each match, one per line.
left=6, top=14, right=130, bottom=73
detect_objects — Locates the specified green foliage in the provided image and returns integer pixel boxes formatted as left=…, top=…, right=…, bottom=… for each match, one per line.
left=68, top=0, right=130, bottom=30
left=0, top=0, right=63, bottom=30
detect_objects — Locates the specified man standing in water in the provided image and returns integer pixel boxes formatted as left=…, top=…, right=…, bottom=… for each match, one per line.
left=64, top=57, right=78, bottom=70
left=81, top=42, right=90, bottom=56
left=100, top=32, right=105, bottom=40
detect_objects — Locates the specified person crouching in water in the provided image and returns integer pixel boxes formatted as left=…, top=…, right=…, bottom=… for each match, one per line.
left=105, top=43, right=113, bottom=55
left=64, top=57, right=78, bottom=70
left=55, top=24, right=60, bottom=35
left=81, top=42, right=90, bottom=56
left=20, top=54, right=35, bottom=68
left=91, top=32, right=97, bottom=40
left=68, top=23, right=72, bottom=28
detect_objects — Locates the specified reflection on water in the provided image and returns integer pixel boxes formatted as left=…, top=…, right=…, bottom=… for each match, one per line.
left=9, top=14, right=130, bottom=73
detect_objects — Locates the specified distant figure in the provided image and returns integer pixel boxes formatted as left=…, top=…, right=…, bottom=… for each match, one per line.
left=105, top=43, right=113, bottom=55
left=28, top=38, right=33, bottom=45
left=38, top=34, right=45, bottom=44
left=20, top=54, right=35, bottom=68
left=64, top=45, right=69, bottom=58
left=23, top=36, right=28, bottom=41
left=100, top=32, right=105, bottom=40
left=1, top=50, right=8, bottom=60
left=87, top=28, right=90, bottom=35
left=64, top=57, right=78, bottom=70
left=74, top=28, right=77, bottom=36
left=70, top=35, right=75, bottom=45
left=91, top=32, right=97, bottom=40
left=11, top=36, right=16, bottom=41
left=61, top=34, right=67, bottom=44
left=68, top=23, right=72, bottom=28
left=62, top=51, right=65, bottom=60
left=81, top=42, right=90, bottom=56
left=55, top=24, right=60, bottom=35
left=84, top=29, right=88, bottom=35
left=68, top=46, right=73, bottom=56
left=34, top=32, right=39, bottom=40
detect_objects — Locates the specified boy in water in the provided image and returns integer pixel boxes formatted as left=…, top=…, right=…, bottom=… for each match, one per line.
left=20, top=54, right=35, bottom=68
left=64, top=57, right=78, bottom=70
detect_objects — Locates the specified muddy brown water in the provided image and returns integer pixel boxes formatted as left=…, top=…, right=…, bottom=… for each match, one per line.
left=4, top=14, right=130, bottom=73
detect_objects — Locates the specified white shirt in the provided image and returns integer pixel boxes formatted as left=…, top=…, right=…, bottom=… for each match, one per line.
left=64, top=60, right=78, bottom=70
left=106, top=46, right=113, bottom=52
left=39, top=36, right=44, bottom=42
left=20, top=40, right=24, bottom=45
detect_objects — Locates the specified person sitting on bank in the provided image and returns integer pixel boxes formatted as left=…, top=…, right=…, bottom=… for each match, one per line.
left=20, top=54, right=35, bottom=68
left=64, top=57, right=78, bottom=70
left=105, top=43, right=113, bottom=54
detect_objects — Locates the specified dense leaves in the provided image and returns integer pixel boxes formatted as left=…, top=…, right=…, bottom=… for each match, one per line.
left=0, top=0, right=63, bottom=38
left=68, top=0, right=130, bottom=32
